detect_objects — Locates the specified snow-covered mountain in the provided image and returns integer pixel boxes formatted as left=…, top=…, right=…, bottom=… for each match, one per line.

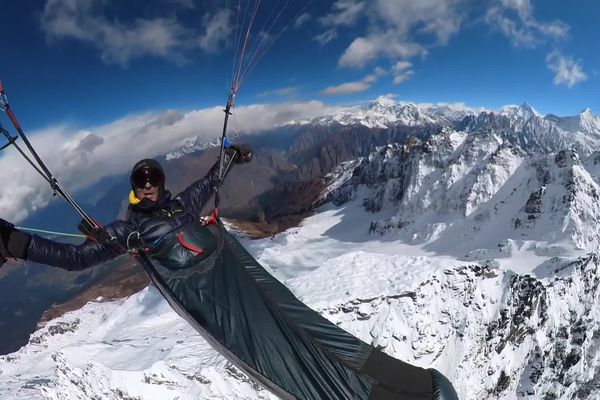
left=321, top=103, right=600, bottom=256
left=4, top=99, right=600, bottom=400
left=311, top=99, right=452, bottom=129
left=166, top=97, right=600, bottom=162
left=3, top=203, right=600, bottom=400
left=308, top=99, right=600, bottom=157
left=165, top=136, right=222, bottom=160
left=547, top=108, right=600, bottom=135
left=163, top=99, right=600, bottom=186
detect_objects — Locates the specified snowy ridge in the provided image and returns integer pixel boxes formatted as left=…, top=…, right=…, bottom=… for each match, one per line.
left=3, top=242, right=600, bottom=399
left=321, top=255, right=600, bottom=399
left=322, top=129, right=600, bottom=255
left=165, top=100, right=600, bottom=162
left=309, top=98, right=468, bottom=129
left=165, top=136, right=221, bottom=161
left=299, top=99, right=600, bottom=154
left=0, top=288, right=278, bottom=400
left=549, top=108, right=600, bottom=134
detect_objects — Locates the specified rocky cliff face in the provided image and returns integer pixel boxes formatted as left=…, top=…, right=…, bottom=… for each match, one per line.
left=321, top=104, right=600, bottom=254
left=4, top=248, right=600, bottom=399
left=321, top=255, right=600, bottom=399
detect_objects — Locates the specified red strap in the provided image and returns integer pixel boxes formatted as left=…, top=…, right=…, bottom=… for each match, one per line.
left=177, top=231, right=204, bottom=254
left=203, top=208, right=219, bottom=225
left=128, top=247, right=150, bottom=256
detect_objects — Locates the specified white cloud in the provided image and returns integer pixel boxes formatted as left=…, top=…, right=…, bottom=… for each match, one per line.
left=41, top=0, right=192, bottom=66
left=257, top=86, right=300, bottom=98
left=322, top=0, right=581, bottom=89
left=373, top=0, right=465, bottom=44
left=199, top=9, right=234, bottom=53
left=485, top=2, right=584, bottom=89
left=363, top=67, right=386, bottom=83
left=294, top=13, right=311, bottom=29
left=485, top=0, right=569, bottom=47
left=323, top=0, right=467, bottom=68
left=315, top=0, right=367, bottom=45
left=321, top=67, right=386, bottom=96
left=320, top=82, right=371, bottom=96
left=0, top=101, right=331, bottom=222
left=40, top=1, right=314, bottom=66
left=320, top=0, right=366, bottom=27
left=339, top=34, right=425, bottom=69
left=546, top=51, right=588, bottom=88
left=314, top=29, right=338, bottom=45
left=392, top=61, right=414, bottom=84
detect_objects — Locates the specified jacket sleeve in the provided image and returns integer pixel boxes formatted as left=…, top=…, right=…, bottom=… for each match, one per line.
left=175, top=153, right=235, bottom=218
left=25, top=222, right=129, bottom=271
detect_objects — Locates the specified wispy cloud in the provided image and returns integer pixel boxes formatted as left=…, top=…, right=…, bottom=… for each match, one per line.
left=0, top=101, right=331, bottom=222
left=546, top=51, right=588, bottom=88
left=198, top=9, right=234, bottom=53
left=294, top=13, right=311, bottom=29
left=392, top=61, right=414, bottom=84
left=321, top=81, right=371, bottom=96
left=322, top=0, right=468, bottom=69
left=314, top=29, right=338, bottom=45
left=41, top=0, right=192, bottom=66
left=338, top=36, right=425, bottom=69
left=320, top=0, right=585, bottom=89
left=320, top=0, right=366, bottom=28
left=321, top=67, right=386, bottom=96
left=484, top=1, right=586, bottom=89
left=257, top=86, right=300, bottom=98
left=40, top=1, right=314, bottom=67
left=485, top=0, right=569, bottom=47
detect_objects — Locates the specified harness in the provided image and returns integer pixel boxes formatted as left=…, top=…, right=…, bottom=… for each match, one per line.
left=127, top=208, right=220, bottom=257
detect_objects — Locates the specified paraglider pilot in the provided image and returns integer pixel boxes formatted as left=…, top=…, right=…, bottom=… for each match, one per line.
left=0, top=143, right=459, bottom=400
left=0, top=144, right=252, bottom=269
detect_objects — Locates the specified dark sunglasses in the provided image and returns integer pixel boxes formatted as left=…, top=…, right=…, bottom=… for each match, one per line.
left=131, top=167, right=165, bottom=189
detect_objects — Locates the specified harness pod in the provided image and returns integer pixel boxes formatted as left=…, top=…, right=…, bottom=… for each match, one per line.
left=137, top=218, right=457, bottom=400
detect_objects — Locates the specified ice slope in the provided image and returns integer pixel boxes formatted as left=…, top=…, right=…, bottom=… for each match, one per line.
left=3, top=199, right=600, bottom=400
left=0, top=204, right=464, bottom=400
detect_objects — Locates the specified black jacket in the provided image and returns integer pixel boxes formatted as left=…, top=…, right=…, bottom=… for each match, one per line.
left=26, top=159, right=227, bottom=271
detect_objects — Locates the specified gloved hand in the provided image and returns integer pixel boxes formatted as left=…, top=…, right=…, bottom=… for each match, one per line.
left=78, top=219, right=114, bottom=244
left=0, top=218, right=16, bottom=261
left=226, top=143, right=252, bottom=164
left=0, top=218, right=29, bottom=262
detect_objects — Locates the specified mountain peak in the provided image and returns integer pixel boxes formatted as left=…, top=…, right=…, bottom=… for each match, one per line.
left=372, top=95, right=396, bottom=108
left=520, top=102, right=536, bottom=114
left=497, top=103, right=539, bottom=120
left=550, top=108, right=600, bottom=134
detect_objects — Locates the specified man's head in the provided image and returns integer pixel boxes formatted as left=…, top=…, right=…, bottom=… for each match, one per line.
left=130, top=159, right=165, bottom=203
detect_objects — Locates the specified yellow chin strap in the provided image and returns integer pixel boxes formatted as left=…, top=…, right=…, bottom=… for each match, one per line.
left=129, top=190, right=141, bottom=205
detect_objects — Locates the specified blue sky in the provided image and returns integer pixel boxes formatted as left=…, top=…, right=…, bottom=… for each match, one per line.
left=0, top=0, right=599, bottom=222
left=0, top=0, right=597, bottom=131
